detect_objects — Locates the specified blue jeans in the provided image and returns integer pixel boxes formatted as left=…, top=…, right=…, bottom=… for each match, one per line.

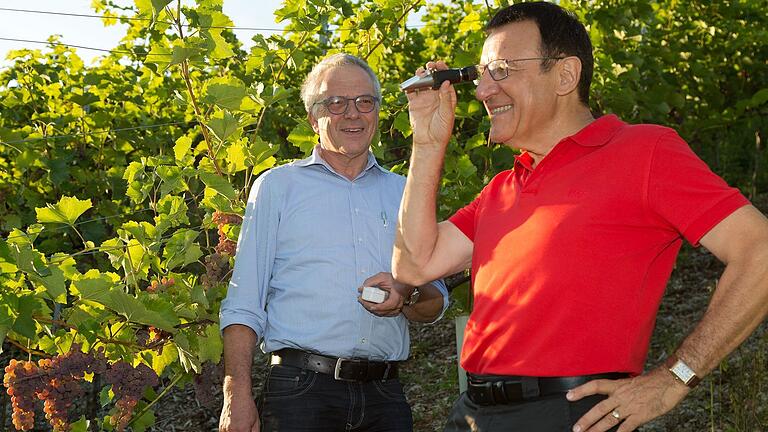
left=258, top=364, right=413, bottom=432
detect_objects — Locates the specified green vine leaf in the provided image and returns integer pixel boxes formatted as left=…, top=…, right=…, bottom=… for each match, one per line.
left=198, top=170, right=237, bottom=200
left=163, top=229, right=203, bottom=270
left=197, top=323, right=223, bottom=364
left=287, top=120, right=319, bottom=155
left=105, top=288, right=178, bottom=331
left=35, top=196, right=93, bottom=226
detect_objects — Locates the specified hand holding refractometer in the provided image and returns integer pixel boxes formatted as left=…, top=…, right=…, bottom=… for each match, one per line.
left=399, top=66, right=478, bottom=92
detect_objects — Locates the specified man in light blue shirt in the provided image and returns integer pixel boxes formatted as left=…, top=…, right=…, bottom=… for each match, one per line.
left=218, top=53, right=449, bottom=432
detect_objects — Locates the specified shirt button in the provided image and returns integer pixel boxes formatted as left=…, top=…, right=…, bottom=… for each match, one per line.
left=358, top=237, right=363, bottom=243
left=360, top=338, right=367, bottom=344
left=355, top=208, right=359, bottom=213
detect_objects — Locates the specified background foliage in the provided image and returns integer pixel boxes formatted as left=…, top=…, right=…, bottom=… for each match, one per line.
left=0, top=0, right=766, bottom=430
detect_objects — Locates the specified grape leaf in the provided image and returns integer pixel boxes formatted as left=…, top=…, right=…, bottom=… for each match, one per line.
left=35, top=196, right=93, bottom=226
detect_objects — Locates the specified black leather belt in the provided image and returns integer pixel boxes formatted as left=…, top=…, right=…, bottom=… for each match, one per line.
left=271, top=348, right=399, bottom=382
left=466, top=372, right=629, bottom=406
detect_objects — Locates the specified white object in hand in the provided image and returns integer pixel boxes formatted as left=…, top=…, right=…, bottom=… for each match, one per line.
left=361, top=286, right=388, bottom=303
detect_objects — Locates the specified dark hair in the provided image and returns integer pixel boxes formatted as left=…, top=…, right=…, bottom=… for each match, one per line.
left=487, top=1, right=593, bottom=105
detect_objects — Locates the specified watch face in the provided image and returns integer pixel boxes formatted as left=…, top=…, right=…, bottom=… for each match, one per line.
left=670, top=360, right=696, bottom=384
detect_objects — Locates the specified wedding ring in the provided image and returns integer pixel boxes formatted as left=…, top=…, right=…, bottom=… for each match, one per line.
left=611, top=409, right=621, bottom=420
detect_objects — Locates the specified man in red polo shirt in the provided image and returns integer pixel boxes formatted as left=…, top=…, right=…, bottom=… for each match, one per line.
left=392, top=2, right=768, bottom=432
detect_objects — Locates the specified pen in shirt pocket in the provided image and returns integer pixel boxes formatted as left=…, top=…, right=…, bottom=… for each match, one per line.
left=381, top=211, right=388, bottom=227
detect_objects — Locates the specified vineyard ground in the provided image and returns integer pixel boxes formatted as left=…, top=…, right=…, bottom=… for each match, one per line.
left=3, top=195, right=766, bottom=432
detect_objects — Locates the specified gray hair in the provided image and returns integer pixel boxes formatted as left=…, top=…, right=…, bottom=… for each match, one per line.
left=300, top=53, right=382, bottom=115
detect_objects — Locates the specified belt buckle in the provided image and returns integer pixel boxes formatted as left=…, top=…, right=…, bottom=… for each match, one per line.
left=334, top=357, right=356, bottom=381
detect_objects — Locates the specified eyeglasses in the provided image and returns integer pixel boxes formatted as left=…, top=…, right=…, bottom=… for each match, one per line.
left=313, top=95, right=379, bottom=115
left=475, top=57, right=566, bottom=82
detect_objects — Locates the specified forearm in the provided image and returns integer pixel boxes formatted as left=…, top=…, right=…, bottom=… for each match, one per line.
left=222, top=324, right=258, bottom=396
left=675, top=246, right=768, bottom=376
left=402, top=282, right=445, bottom=323
left=393, top=144, right=446, bottom=285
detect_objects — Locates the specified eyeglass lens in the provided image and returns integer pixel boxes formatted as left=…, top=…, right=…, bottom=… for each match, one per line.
left=325, top=96, right=377, bottom=114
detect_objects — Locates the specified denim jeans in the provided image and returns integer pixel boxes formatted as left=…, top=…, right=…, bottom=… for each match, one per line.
left=444, top=392, right=627, bottom=432
left=258, top=364, right=413, bottom=432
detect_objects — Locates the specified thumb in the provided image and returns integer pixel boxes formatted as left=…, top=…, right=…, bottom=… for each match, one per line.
left=362, top=272, right=389, bottom=287
left=437, top=81, right=457, bottom=120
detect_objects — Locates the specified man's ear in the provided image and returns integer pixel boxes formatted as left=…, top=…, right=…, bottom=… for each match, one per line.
left=308, top=111, right=320, bottom=134
left=555, top=56, right=582, bottom=97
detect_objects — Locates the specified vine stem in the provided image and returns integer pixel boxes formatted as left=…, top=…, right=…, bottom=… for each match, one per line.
left=363, top=0, right=423, bottom=61
left=6, top=339, right=50, bottom=357
left=69, top=223, right=88, bottom=247
left=122, top=239, right=142, bottom=294
left=127, top=372, right=185, bottom=428
left=168, top=2, right=223, bottom=177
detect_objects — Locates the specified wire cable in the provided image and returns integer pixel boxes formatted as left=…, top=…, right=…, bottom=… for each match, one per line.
left=0, top=6, right=435, bottom=32
left=0, top=36, right=173, bottom=57
left=0, top=120, right=194, bottom=147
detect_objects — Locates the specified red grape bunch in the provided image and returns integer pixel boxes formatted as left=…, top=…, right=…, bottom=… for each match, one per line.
left=3, top=359, right=43, bottom=431
left=146, top=276, right=176, bottom=293
left=36, top=346, right=108, bottom=432
left=202, top=252, right=230, bottom=288
left=212, top=210, right=242, bottom=256
left=104, top=361, right=159, bottom=432
left=3, top=344, right=108, bottom=431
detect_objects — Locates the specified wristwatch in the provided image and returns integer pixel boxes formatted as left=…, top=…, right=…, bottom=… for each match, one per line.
left=403, top=287, right=420, bottom=306
left=665, top=354, right=701, bottom=388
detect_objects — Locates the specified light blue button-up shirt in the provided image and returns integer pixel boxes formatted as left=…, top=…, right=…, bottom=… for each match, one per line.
left=219, top=146, right=449, bottom=361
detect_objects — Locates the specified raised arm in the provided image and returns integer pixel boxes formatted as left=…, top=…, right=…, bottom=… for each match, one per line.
left=393, top=61, right=473, bottom=286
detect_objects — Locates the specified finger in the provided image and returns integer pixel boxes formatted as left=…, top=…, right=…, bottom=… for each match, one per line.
left=438, top=80, right=458, bottom=112
left=583, top=412, right=622, bottom=432
left=433, top=60, right=449, bottom=71
left=377, top=292, right=401, bottom=309
left=358, top=297, right=380, bottom=312
left=426, top=60, right=449, bottom=71
left=567, top=379, right=618, bottom=401
left=573, top=398, right=617, bottom=432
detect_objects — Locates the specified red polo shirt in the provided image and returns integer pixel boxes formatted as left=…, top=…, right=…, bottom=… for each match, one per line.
left=449, top=115, right=749, bottom=376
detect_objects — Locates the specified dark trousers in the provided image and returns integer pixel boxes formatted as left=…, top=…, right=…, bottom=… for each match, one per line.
left=258, top=364, right=413, bottom=432
left=444, top=392, right=624, bottom=432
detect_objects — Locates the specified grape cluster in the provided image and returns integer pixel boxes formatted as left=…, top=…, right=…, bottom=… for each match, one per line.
left=3, top=346, right=159, bottom=432
left=212, top=211, right=242, bottom=256
left=37, top=347, right=107, bottom=432
left=3, top=359, right=43, bottom=430
left=3, top=345, right=108, bottom=431
left=193, top=361, right=223, bottom=408
left=202, top=252, right=230, bottom=288
left=147, top=276, right=175, bottom=293
left=104, top=361, right=159, bottom=432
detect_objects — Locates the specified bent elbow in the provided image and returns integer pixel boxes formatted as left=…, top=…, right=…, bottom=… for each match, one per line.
left=392, top=264, right=429, bottom=287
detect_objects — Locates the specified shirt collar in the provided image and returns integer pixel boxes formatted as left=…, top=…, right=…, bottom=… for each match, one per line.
left=294, top=144, right=386, bottom=177
left=513, top=114, right=625, bottom=171
left=514, top=151, right=535, bottom=172
left=569, top=114, right=626, bottom=147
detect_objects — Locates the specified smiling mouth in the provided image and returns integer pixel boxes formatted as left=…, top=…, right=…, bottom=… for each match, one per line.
left=341, top=127, right=364, bottom=133
left=491, top=104, right=513, bottom=115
